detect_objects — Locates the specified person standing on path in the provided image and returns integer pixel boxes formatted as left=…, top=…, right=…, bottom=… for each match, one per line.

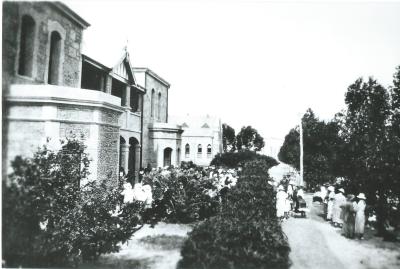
left=355, top=193, right=367, bottom=240
left=327, top=186, right=335, bottom=221
left=276, top=185, right=288, bottom=220
left=332, top=188, right=346, bottom=227
left=341, top=194, right=356, bottom=238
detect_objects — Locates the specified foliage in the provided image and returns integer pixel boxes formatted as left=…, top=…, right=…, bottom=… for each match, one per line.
left=211, top=150, right=278, bottom=169
left=278, top=109, right=343, bottom=191
left=178, top=160, right=290, bottom=269
left=142, top=168, right=221, bottom=224
left=2, top=138, right=144, bottom=267
left=236, top=126, right=265, bottom=152
left=340, top=76, right=398, bottom=235
left=222, top=123, right=236, bottom=152
left=180, top=161, right=198, bottom=169
left=278, top=66, right=400, bottom=236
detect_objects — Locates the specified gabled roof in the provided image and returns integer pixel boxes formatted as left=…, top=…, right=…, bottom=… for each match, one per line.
left=201, top=123, right=210, bottom=128
left=82, top=48, right=139, bottom=87
left=133, top=67, right=170, bottom=88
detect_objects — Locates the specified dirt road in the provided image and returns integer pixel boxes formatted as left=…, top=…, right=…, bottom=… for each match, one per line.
left=282, top=195, right=400, bottom=269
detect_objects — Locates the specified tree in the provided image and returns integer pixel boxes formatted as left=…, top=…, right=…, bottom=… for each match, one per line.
left=222, top=123, right=236, bottom=152
left=236, top=126, right=265, bottom=152
left=278, top=109, right=343, bottom=190
left=341, top=77, right=391, bottom=235
left=3, top=138, right=144, bottom=267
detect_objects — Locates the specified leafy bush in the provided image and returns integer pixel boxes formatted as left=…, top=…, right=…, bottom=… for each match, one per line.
left=2, top=138, right=144, bottom=267
left=142, top=168, right=221, bottom=224
left=211, top=150, right=278, bottom=169
left=178, top=159, right=290, bottom=269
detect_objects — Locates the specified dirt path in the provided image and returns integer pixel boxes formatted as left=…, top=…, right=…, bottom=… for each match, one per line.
left=82, top=222, right=193, bottom=269
left=282, top=195, right=400, bottom=269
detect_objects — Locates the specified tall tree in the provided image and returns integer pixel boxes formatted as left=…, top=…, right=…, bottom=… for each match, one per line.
left=236, top=126, right=265, bottom=152
left=342, top=77, right=391, bottom=235
left=278, top=109, right=343, bottom=190
left=222, top=123, right=236, bottom=152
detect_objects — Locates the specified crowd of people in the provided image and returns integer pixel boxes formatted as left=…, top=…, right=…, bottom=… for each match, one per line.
left=275, top=181, right=308, bottom=220
left=118, top=164, right=240, bottom=207
left=322, top=185, right=367, bottom=240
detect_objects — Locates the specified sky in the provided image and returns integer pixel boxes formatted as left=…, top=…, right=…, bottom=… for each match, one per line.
left=65, top=0, right=400, bottom=157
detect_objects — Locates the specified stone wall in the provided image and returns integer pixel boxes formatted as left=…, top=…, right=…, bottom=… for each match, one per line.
left=139, top=71, right=170, bottom=168
left=2, top=2, right=84, bottom=94
left=4, top=85, right=123, bottom=182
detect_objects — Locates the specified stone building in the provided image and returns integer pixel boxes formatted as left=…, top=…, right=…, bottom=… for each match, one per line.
left=2, top=1, right=220, bottom=182
left=169, top=115, right=223, bottom=166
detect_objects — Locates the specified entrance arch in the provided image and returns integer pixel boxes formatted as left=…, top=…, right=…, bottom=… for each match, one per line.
left=163, top=147, right=172, bottom=167
left=128, top=137, right=140, bottom=183
left=119, top=136, right=127, bottom=176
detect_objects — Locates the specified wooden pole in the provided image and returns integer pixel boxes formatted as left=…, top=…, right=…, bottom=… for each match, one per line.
left=299, top=114, right=304, bottom=187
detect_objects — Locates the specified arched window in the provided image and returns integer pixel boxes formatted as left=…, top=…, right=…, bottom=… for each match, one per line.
left=48, top=31, right=62, bottom=85
left=151, top=89, right=155, bottom=117
left=185, top=143, right=190, bottom=158
left=158, top=92, right=162, bottom=120
left=207, top=144, right=212, bottom=158
left=197, top=144, right=202, bottom=158
left=18, top=15, right=35, bottom=77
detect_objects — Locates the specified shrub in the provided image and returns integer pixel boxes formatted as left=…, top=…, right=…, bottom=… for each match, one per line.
left=2, top=138, right=144, bottom=267
left=178, top=160, right=290, bottom=269
left=211, top=150, right=278, bottom=169
left=142, top=168, right=220, bottom=224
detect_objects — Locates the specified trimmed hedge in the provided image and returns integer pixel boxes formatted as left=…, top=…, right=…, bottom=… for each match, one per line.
left=178, top=160, right=291, bottom=269
left=211, top=150, right=279, bottom=168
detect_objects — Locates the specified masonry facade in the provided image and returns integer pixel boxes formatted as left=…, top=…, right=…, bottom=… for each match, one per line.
left=2, top=2, right=221, bottom=183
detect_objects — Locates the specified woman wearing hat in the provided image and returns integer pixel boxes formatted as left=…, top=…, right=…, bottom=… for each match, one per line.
left=332, top=188, right=346, bottom=227
left=276, top=185, right=287, bottom=220
left=341, top=194, right=356, bottom=238
left=355, top=193, right=367, bottom=239
left=326, top=186, right=335, bottom=221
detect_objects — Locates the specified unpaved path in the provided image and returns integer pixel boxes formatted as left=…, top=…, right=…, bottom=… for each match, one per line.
left=282, top=195, right=400, bottom=269
left=85, top=223, right=193, bottom=269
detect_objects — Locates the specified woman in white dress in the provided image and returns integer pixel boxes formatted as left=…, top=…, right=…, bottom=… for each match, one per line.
left=327, top=186, right=335, bottom=221
left=355, top=193, right=367, bottom=239
left=333, top=188, right=346, bottom=227
left=276, top=185, right=287, bottom=220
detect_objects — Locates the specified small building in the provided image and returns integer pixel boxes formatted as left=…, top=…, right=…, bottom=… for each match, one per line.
left=169, top=115, right=223, bottom=166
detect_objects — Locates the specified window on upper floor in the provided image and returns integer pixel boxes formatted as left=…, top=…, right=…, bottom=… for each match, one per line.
left=18, top=15, right=35, bottom=77
left=151, top=89, right=155, bottom=117
left=185, top=144, right=190, bottom=158
left=207, top=144, right=212, bottom=158
left=158, top=92, right=162, bottom=120
left=48, top=31, right=62, bottom=85
left=197, top=144, right=202, bottom=158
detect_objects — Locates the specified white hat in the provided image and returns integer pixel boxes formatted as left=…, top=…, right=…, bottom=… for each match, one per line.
left=338, top=188, right=345, bottom=193
left=277, top=185, right=284, bottom=191
left=357, top=193, right=366, bottom=200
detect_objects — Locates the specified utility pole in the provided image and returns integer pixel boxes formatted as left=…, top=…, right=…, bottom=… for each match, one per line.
left=299, top=114, right=304, bottom=187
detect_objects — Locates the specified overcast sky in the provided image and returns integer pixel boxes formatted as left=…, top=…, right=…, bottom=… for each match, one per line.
left=66, top=0, right=400, bottom=156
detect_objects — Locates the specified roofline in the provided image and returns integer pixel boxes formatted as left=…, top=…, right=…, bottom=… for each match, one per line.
left=50, top=2, right=90, bottom=29
left=82, top=54, right=112, bottom=72
left=82, top=54, right=145, bottom=92
left=133, top=67, right=170, bottom=88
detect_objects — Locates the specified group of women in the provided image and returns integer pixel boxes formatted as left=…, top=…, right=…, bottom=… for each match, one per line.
left=276, top=181, right=306, bottom=220
left=324, top=186, right=367, bottom=240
